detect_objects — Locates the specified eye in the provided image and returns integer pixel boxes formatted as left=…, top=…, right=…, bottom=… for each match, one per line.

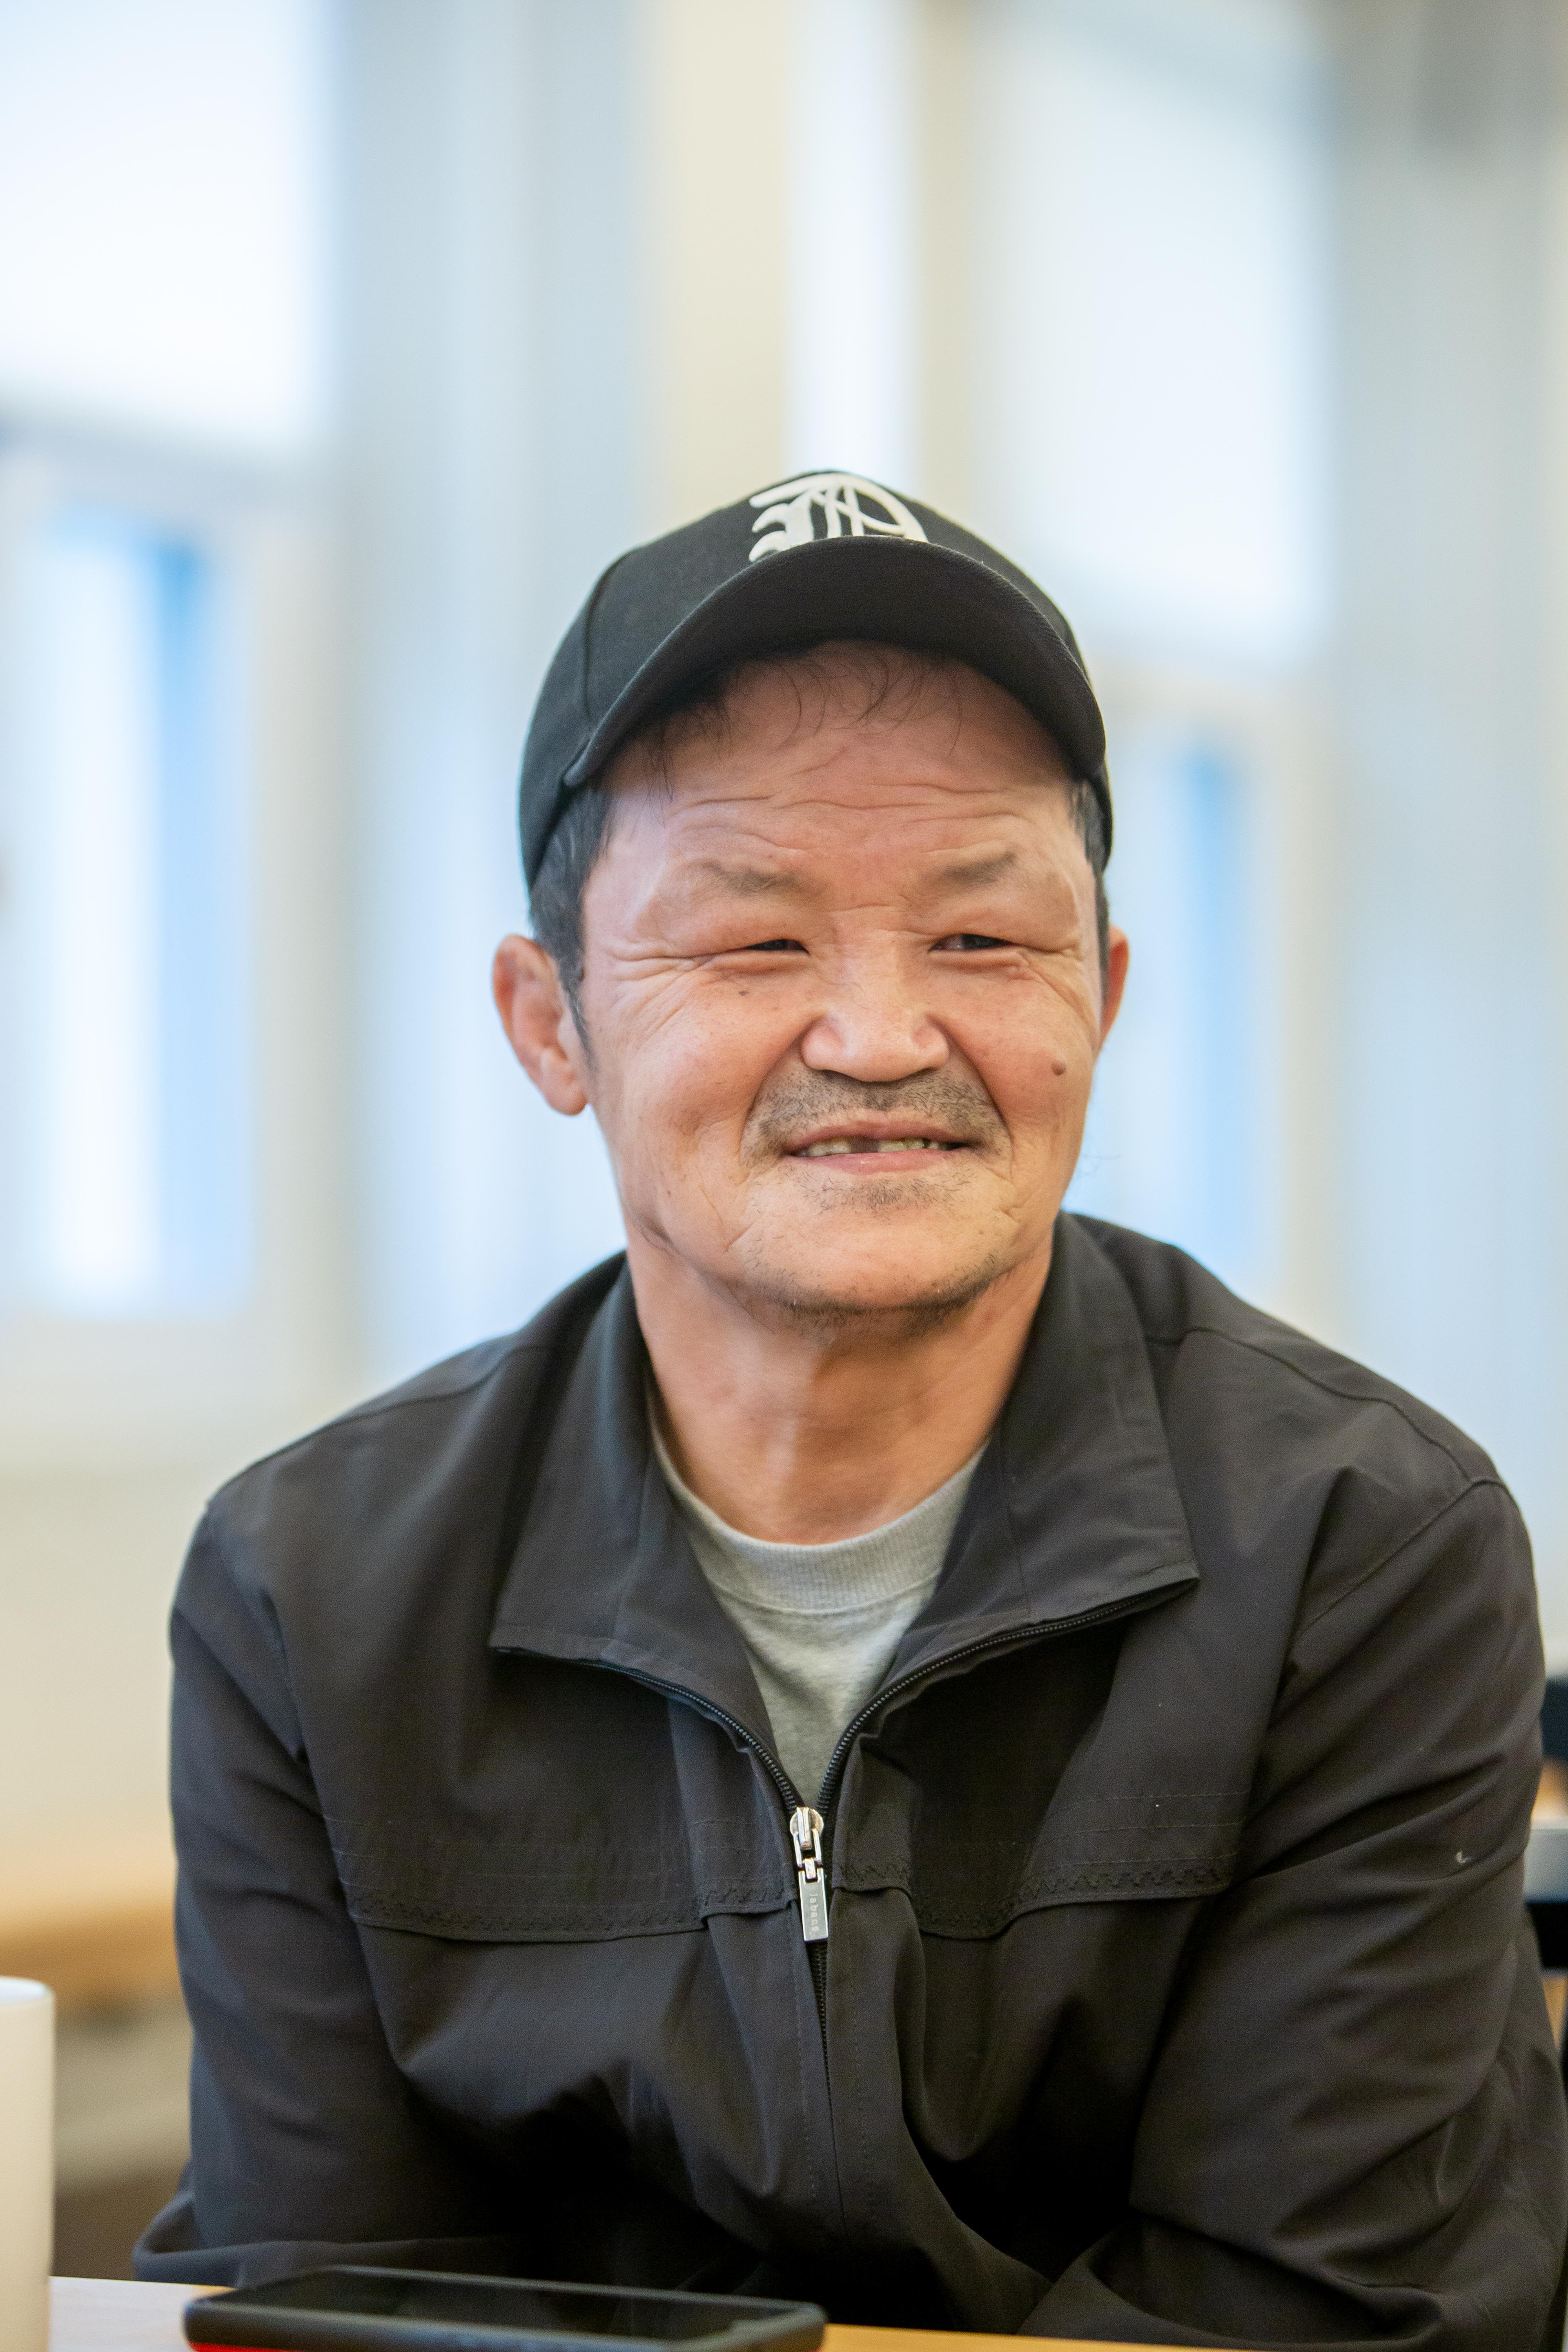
left=738, top=937, right=807, bottom=953
left=935, top=932, right=1010, bottom=952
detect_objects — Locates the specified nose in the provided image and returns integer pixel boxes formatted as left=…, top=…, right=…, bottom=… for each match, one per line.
left=798, top=948, right=949, bottom=1084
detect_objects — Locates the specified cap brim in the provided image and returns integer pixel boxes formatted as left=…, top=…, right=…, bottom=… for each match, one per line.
left=561, top=535, right=1109, bottom=824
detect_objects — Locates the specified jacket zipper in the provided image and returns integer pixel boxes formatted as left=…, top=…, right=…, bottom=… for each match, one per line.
left=583, top=1665, right=839, bottom=2042
left=497, top=1575, right=1190, bottom=2204
left=805, top=1586, right=1180, bottom=1941
left=584, top=1580, right=1181, bottom=1963
left=790, top=1806, right=830, bottom=1942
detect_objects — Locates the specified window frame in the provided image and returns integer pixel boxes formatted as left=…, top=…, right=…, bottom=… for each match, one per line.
left=0, top=412, right=352, bottom=1469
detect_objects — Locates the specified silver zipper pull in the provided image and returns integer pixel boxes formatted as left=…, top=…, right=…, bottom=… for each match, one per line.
left=789, top=1805, right=829, bottom=1943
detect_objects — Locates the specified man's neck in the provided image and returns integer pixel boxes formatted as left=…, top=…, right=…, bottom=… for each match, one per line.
left=630, top=1244, right=1051, bottom=1545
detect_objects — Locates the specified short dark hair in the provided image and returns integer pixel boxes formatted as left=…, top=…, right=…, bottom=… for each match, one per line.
left=529, top=645, right=1110, bottom=1022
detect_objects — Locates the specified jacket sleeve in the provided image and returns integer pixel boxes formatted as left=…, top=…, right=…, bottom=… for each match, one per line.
left=1025, top=1476, right=1568, bottom=2351
left=134, top=1509, right=521, bottom=2286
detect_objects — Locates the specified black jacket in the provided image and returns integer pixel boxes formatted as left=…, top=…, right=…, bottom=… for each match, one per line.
left=137, top=1218, right=1566, bottom=2347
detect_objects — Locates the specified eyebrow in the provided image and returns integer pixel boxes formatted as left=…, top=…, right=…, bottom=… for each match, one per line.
left=677, top=848, right=1028, bottom=902
left=685, top=860, right=811, bottom=898
left=930, top=851, right=1021, bottom=890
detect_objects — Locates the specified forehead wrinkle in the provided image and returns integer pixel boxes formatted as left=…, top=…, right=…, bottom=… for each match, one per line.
left=655, top=784, right=1049, bottom=868
left=639, top=806, right=1077, bottom=904
left=610, top=752, right=1084, bottom=911
left=645, top=726, right=1059, bottom=817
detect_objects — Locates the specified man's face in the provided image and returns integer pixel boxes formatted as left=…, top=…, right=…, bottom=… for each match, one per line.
left=512, top=648, right=1127, bottom=1332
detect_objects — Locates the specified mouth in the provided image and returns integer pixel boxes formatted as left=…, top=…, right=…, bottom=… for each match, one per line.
left=788, top=1129, right=970, bottom=1165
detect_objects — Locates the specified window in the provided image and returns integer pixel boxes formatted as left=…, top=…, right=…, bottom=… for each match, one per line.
left=0, top=0, right=331, bottom=457
left=0, top=0, right=338, bottom=1448
left=970, top=0, right=1330, bottom=1310
left=1069, top=727, right=1271, bottom=1298
left=14, top=506, right=245, bottom=1318
left=970, top=0, right=1330, bottom=668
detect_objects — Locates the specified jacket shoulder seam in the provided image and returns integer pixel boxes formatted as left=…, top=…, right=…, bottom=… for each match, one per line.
left=212, top=1338, right=555, bottom=1491
left=1142, top=1320, right=1483, bottom=1487
left=1293, top=1475, right=1507, bottom=1642
left=176, top=1508, right=304, bottom=1744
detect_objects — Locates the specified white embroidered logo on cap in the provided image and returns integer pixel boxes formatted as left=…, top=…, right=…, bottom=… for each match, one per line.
left=748, top=474, right=928, bottom=561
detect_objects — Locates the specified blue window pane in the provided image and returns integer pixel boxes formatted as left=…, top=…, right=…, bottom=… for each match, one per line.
left=1067, top=733, right=1266, bottom=1296
left=24, top=510, right=247, bottom=1316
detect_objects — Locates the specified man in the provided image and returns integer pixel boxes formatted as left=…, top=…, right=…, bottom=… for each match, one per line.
left=139, top=475, right=1565, bottom=2348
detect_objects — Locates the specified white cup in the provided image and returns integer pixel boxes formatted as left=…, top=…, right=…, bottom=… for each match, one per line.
left=0, top=1980, right=54, bottom=2352
left=1527, top=1816, right=1568, bottom=1900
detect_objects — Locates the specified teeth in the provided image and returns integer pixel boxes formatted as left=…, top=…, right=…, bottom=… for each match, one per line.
left=799, top=1137, right=944, bottom=1156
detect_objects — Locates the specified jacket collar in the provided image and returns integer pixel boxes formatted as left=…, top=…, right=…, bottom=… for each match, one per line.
left=488, top=1217, right=1199, bottom=1737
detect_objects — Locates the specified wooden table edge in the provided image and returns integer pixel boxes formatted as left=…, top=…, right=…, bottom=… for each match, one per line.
left=48, top=2276, right=1156, bottom=2352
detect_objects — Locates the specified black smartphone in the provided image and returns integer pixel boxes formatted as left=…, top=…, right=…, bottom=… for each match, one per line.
left=183, top=2267, right=826, bottom=2352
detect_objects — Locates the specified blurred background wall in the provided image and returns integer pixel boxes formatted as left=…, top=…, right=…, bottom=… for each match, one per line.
left=2, top=0, right=1566, bottom=2268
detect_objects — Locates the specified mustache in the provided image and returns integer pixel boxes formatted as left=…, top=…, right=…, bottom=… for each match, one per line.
left=746, top=1069, right=1006, bottom=1155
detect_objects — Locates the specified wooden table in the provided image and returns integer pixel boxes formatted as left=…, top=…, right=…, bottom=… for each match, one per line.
left=1, top=1836, right=178, bottom=2016
left=47, top=2276, right=1148, bottom=2352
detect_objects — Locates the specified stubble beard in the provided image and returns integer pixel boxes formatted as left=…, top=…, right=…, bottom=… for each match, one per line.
left=738, top=1244, right=1018, bottom=1342
left=733, top=1070, right=1017, bottom=1341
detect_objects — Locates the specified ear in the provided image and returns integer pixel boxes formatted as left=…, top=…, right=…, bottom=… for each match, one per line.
left=492, top=935, right=591, bottom=1115
left=1098, top=927, right=1130, bottom=1047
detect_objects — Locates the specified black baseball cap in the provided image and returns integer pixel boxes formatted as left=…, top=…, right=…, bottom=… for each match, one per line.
left=518, top=470, right=1112, bottom=887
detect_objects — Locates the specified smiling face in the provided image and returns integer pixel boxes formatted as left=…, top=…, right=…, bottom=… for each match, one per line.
left=500, top=645, right=1127, bottom=1338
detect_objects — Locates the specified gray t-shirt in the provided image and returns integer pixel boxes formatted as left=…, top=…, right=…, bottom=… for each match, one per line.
left=652, top=1419, right=983, bottom=1802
